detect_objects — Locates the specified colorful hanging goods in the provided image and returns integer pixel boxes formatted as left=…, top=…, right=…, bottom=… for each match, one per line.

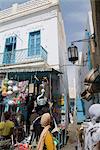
left=13, top=85, right=19, bottom=93
left=3, top=78, right=8, bottom=86
left=16, top=101, right=21, bottom=112
left=53, top=137, right=59, bottom=146
left=7, top=90, right=13, bottom=95
left=2, top=85, right=7, bottom=97
left=14, top=143, right=32, bottom=150
left=2, top=91, right=7, bottom=97
left=37, top=89, right=47, bottom=106
left=8, top=86, right=13, bottom=91
left=8, top=80, right=13, bottom=86
left=4, top=104, right=9, bottom=112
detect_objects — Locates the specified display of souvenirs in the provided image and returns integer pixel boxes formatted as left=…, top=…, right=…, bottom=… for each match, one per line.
left=37, top=89, right=47, bottom=106
left=8, top=80, right=13, bottom=86
left=60, top=97, right=64, bottom=106
left=14, top=143, right=32, bottom=150
left=13, top=85, right=19, bottom=93
left=1, top=79, right=29, bottom=110
left=29, top=83, right=34, bottom=94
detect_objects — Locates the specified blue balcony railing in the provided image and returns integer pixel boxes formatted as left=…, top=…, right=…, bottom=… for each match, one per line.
left=0, top=46, right=48, bottom=65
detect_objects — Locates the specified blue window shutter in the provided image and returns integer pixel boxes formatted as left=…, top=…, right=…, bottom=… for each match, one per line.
left=28, top=31, right=40, bottom=56
left=3, top=36, right=16, bottom=64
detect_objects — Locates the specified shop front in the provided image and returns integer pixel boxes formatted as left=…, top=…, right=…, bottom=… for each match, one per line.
left=0, top=63, right=68, bottom=149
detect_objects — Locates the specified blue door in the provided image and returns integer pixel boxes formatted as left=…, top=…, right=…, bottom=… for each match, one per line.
left=3, top=36, right=16, bottom=64
left=76, top=97, right=85, bottom=123
left=28, top=31, right=40, bottom=56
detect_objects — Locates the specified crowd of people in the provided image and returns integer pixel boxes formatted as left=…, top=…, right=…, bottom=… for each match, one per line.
left=0, top=77, right=60, bottom=150
left=0, top=104, right=57, bottom=150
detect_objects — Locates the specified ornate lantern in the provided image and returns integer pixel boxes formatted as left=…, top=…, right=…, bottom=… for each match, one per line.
left=68, top=44, right=78, bottom=64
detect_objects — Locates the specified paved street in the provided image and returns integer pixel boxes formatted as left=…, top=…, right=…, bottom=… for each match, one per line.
left=0, top=1, right=99, bottom=150
left=61, top=122, right=81, bottom=150
left=33, top=123, right=80, bottom=150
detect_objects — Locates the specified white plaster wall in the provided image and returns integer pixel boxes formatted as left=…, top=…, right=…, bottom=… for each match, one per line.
left=0, top=0, right=69, bottom=124
left=79, top=11, right=94, bottom=118
left=0, top=9, right=59, bottom=66
left=57, top=11, right=68, bottom=92
left=88, top=11, right=94, bottom=35
left=57, top=11, right=69, bottom=124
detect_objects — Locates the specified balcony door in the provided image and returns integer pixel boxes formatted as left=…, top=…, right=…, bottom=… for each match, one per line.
left=28, top=31, right=40, bottom=56
left=3, top=36, right=16, bottom=64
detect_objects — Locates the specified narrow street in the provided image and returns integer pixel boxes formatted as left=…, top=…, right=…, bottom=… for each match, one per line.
left=66, top=124, right=78, bottom=150
left=0, top=0, right=100, bottom=150
left=61, top=117, right=81, bottom=150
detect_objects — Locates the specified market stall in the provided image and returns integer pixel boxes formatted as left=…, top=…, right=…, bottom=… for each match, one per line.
left=0, top=78, right=29, bottom=114
left=0, top=68, right=68, bottom=149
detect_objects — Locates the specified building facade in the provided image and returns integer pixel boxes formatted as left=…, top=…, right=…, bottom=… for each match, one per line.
left=74, top=52, right=86, bottom=123
left=80, top=12, right=94, bottom=119
left=80, top=10, right=100, bottom=119
left=90, top=0, right=100, bottom=68
left=0, top=0, right=69, bottom=125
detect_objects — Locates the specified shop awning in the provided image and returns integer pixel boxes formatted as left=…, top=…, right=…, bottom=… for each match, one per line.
left=0, top=61, right=48, bottom=73
left=0, top=61, right=61, bottom=74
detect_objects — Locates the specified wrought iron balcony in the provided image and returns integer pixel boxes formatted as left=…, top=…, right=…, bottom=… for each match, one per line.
left=0, top=46, right=48, bottom=65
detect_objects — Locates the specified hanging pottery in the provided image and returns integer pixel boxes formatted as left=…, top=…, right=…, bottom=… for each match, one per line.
left=2, top=85, right=7, bottom=91
left=8, top=86, right=13, bottom=91
left=8, top=80, right=13, bottom=86
left=2, top=91, right=7, bottom=97
left=36, top=89, right=47, bottom=106
left=37, top=96, right=47, bottom=106
left=7, top=90, right=13, bottom=95
left=8, top=100, right=14, bottom=105
left=13, top=85, right=19, bottom=93
left=25, top=88, right=28, bottom=94
left=3, top=78, right=8, bottom=86
left=18, top=82, right=23, bottom=88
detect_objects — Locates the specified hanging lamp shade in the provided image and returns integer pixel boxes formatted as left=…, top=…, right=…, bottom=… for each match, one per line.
left=68, top=44, right=78, bottom=64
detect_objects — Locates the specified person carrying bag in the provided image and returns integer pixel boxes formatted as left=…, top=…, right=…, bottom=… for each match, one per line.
left=37, top=113, right=56, bottom=150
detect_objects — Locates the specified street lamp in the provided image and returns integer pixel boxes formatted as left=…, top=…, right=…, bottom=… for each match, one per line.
left=67, top=31, right=95, bottom=65
left=68, top=44, right=78, bottom=64
left=67, top=32, right=100, bottom=101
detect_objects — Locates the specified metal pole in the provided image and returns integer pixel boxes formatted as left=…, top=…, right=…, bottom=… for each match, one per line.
left=31, top=75, right=33, bottom=83
left=49, top=73, right=52, bottom=100
left=11, top=37, right=15, bottom=63
left=6, top=72, right=8, bottom=79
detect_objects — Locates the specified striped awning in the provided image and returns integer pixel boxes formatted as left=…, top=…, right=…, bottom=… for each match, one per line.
left=0, top=61, right=48, bottom=73
left=0, top=61, right=61, bottom=74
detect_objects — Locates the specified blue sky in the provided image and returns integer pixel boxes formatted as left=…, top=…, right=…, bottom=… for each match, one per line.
left=60, top=0, right=91, bottom=49
left=0, top=0, right=91, bottom=49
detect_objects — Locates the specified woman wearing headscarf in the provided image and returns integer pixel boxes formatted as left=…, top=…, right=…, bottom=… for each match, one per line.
left=37, top=113, right=56, bottom=150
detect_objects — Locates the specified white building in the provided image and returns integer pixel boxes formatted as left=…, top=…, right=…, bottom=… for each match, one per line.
left=71, top=11, right=94, bottom=121
left=0, top=0, right=69, bottom=124
left=79, top=11, right=94, bottom=118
